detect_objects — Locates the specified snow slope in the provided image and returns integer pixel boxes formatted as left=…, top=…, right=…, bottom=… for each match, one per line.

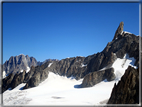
left=2, top=53, right=137, bottom=106
left=112, top=53, right=136, bottom=83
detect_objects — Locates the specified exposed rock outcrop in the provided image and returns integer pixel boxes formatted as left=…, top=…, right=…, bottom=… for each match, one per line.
left=81, top=68, right=115, bottom=88
left=3, top=54, right=58, bottom=78
left=23, top=55, right=96, bottom=89
left=45, top=55, right=95, bottom=80
left=107, top=66, right=139, bottom=104
left=11, top=70, right=26, bottom=89
left=23, top=65, right=49, bottom=89
left=113, top=21, right=124, bottom=41
left=22, top=60, right=55, bottom=89
left=3, top=54, right=38, bottom=77
left=83, top=24, right=139, bottom=78
left=79, top=22, right=139, bottom=88
left=2, top=55, right=95, bottom=91
left=2, top=73, right=16, bottom=93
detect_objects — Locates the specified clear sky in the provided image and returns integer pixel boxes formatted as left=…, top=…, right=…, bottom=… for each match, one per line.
left=3, top=2, right=139, bottom=63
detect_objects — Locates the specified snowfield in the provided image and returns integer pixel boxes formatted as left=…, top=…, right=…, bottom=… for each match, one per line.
left=2, top=53, right=137, bottom=106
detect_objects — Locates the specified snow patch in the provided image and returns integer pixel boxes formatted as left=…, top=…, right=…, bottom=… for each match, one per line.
left=81, top=63, right=87, bottom=67
left=48, top=63, right=53, bottom=67
left=112, top=53, right=137, bottom=83
left=124, top=31, right=132, bottom=34
left=99, top=66, right=108, bottom=71
left=20, top=70, right=23, bottom=73
left=20, top=67, right=30, bottom=73
left=120, top=31, right=123, bottom=35
left=26, top=67, right=30, bottom=73
left=3, top=71, right=6, bottom=78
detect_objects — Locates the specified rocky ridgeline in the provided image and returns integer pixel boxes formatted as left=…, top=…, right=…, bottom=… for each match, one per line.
left=2, top=55, right=95, bottom=91
left=3, top=54, right=38, bottom=76
left=107, top=66, right=139, bottom=104
left=107, top=53, right=141, bottom=104
left=2, top=22, right=140, bottom=95
left=81, top=22, right=139, bottom=88
left=23, top=55, right=96, bottom=89
left=3, top=54, right=58, bottom=77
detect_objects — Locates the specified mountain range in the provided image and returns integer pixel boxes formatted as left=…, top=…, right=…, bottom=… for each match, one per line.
left=3, top=54, right=58, bottom=78
left=1, top=22, right=141, bottom=105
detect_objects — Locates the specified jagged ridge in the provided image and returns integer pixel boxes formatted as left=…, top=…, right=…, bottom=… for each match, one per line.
left=2, top=22, right=140, bottom=94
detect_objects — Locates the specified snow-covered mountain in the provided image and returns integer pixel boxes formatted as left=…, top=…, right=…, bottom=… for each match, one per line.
left=1, top=22, right=140, bottom=105
left=3, top=54, right=58, bottom=78
left=2, top=55, right=138, bottom=105
left=3, top=54, right=38, bottom=78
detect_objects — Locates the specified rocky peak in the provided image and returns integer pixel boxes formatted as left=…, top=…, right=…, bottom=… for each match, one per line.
left=113, top=21, right=124, bottom=41
left=107, top=66, right=139, bottom=104
left=3, top=54, right=39, bottom=78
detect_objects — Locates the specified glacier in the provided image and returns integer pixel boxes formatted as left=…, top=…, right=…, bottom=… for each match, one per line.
left=2, top=53, right=137, bottom=106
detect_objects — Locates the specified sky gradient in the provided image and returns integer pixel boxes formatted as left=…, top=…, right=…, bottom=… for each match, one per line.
left=3, top=2, right=139, bottom=63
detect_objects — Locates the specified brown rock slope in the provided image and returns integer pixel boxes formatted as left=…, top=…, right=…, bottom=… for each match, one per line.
left=81, top=68, right=115, bottom=88
left=107, top=66, right=139, bottom=104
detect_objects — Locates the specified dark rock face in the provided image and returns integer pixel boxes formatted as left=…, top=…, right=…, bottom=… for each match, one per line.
left=79, top=22, right=139, bottom=88
left=81, top=68, right=115, bottom=88
left=83, top=32, right=139, bottom=77
left=1, top=56, right=90, bottom=91
left=16, top=55, right=94, bottom=90
left=3, top=54, right=38, bottom=76
left=85, top=52, right=117, bottom=75
left=23, top=66, right=49, bottom=89
left=3, top=54, right=58, bottom=79
left=45, top=55, right=95, bottom=80
left=37, top=59, right=59, bottom=66
left=2, top=73, right=15, bottom=93
left=22, top=55, right=96, bottom=89
left=1, top=61, right=51, bottom=91
left=2, top=70, right=28, bottom=93
left=113, top=22, right=124, bottom=41
left=107, top=66, right=139, bottom=104
left=11, top=70, right=26, bottom=89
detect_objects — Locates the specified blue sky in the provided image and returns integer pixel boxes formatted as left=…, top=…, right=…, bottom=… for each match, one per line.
left=3, top=2, right=139, bottom=63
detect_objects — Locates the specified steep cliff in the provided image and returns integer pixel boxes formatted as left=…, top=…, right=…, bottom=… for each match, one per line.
left=107, top=66, right=139, bottom=104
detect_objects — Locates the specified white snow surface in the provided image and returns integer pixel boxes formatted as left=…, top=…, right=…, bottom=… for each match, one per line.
left=48, top=63, right=53, bottom=67
left=26, top=67, right=30, bottom=73
left=20, top=67, right=30, bottom=73
left=123, top=31, right=132, bottom=34
left=2, top=53, right=137, bottom=106
left=20, top=69, right=23, bottom=73
left=112, top=53, right=137, bottom=83
left=3, top=71, right=6, bottom=78
left=81, top=63, right=87, bottom=67
left=3, top=72, right=114, bottom=106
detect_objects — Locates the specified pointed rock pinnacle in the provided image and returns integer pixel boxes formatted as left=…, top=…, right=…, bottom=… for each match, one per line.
left=113, top=22, right=124, bottom=41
